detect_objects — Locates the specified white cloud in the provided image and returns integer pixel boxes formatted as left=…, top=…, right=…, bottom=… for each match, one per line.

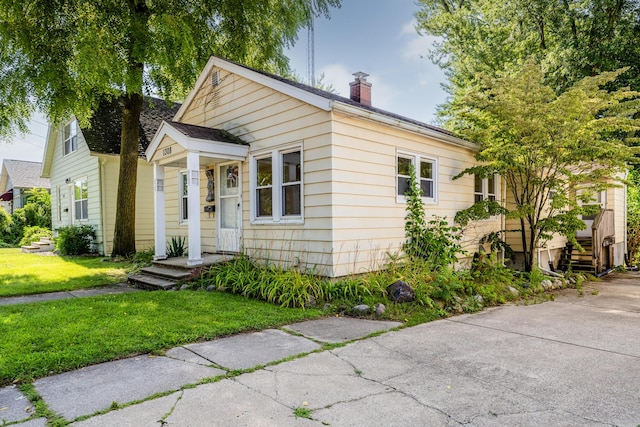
left=318, top=63, right=354, bottom=97
left=399, top=19, right=439, bottom=61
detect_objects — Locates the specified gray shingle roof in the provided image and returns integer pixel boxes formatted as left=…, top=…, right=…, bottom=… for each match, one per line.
left=167, top=121, right=248, bottom=145
left=82, top=97, right=181, bottom=158
left=3, top=159, right=50, bottom=189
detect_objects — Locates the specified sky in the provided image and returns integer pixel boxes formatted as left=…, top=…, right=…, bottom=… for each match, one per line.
left=0, top=0, right=446, bottom=168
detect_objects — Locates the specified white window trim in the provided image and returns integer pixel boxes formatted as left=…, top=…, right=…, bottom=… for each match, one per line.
left=396, top=150, right=438, bottom=204
left=250, top=143, right=304, bottom=224
left=474, top=174, right=497, bottom=203
left=73, top=177, right=88, bottom=222
left=179, top=170, right=188, bottom=225
left=63, top=120, right=78, bottom=156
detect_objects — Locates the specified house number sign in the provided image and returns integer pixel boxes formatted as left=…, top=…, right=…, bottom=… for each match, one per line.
left=162, top=146, right=172, bottom=156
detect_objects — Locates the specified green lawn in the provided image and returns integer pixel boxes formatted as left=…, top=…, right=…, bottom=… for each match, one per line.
left=0, top=248, right=128, bottom=297
left=0, top=291, right=323, bottom=386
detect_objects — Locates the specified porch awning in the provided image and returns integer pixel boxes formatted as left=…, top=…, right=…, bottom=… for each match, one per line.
left=0, top=189, right=13, bottom=201
left=146, top=120, right=249, bottom=166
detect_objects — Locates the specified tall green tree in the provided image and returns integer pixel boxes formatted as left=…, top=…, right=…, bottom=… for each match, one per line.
left=0, top=0, right=340, bottom=256
left=454, top=61, right=639, bottom=271
left=415, top=0, right=640, bottom=126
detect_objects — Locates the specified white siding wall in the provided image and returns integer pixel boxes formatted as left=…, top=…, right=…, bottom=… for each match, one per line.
left=49, top=123, right=156, bottom=255
left=48, top=124, right=102, bottom=251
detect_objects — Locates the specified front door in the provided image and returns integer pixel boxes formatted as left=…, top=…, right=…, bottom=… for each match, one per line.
left=217, top=162, right=242, bottom=253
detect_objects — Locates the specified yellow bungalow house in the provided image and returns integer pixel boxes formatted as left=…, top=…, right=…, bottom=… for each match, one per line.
left=146, top=56, right=501, bottom=277
left=144, top=56, right=626, bottom=279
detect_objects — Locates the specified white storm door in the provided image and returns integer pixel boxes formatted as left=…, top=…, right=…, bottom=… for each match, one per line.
left=217, top=162, right=242, bottom=253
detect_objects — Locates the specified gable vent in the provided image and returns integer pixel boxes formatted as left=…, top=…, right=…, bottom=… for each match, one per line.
left=210, top=70, right=221, bottom=88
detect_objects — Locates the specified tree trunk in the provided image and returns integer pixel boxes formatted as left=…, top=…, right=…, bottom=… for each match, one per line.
left=111, top=92, right=143, bottom=257
left=520, top=217, right=533, bottom=271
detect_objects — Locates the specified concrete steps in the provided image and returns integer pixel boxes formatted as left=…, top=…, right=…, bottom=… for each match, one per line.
left=21, top=238, right=54, bottom=253
left=128, top=264, right=196, bottom=290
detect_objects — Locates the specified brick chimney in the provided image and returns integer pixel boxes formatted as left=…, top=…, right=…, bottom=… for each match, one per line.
left=349, top=72, right=372, bottom=107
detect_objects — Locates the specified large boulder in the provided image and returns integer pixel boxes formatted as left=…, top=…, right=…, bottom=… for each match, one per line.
left=387, top=280, right=415, bottom=303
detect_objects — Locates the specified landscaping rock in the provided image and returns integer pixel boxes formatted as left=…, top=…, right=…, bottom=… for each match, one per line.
left=375, top=303, right=386, bottom=317
left=508, top=286, right=520, bottom=297
left=553, top=279, right=563, bottom=289
left=179, top=284, right=189, bottom=291
left=541, top=279, right=553, bottom=290
left=206, top=285, right=216, bottom=292
left=352, top=304, right=370, bottom=314
left=474, top=295, right=484, bottom=304
left=387, top=280, right=415, bottom=303
left=305, top=296, right=317, bottom=308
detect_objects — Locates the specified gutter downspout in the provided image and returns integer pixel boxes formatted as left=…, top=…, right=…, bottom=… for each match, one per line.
left=501, top=176, right=507, bottom=265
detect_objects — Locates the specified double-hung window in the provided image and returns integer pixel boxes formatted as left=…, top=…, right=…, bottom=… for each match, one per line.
left=251, top=145, right=303, bottom=223
left=64, top=121, right=78, bottom=156
left=74, top=178, right=88, bottom=221
left=396, top=151, right=437, bottom=203
left=474, top=174, right=497, bottom=203
left=179, top=171, right=188, bottom=223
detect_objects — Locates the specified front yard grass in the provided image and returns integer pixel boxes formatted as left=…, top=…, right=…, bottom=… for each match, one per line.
left=0, top=291, right=323, bottom=386
left=0, top=248, right=127, bottom=297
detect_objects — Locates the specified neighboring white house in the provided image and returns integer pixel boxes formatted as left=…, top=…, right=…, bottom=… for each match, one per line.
left=0, top=159, right=50, bottom=214
left=41, top=97, right=180, bottom=255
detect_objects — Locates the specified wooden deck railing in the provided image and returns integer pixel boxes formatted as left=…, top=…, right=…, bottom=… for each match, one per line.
left=592, top=208, right=615, bottom=274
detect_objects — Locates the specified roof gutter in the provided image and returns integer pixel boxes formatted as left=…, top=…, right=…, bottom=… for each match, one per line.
left=331, top=102, right=479, bottom=152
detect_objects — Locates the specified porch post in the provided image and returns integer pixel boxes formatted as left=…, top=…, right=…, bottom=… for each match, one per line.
left=153, top=163, right=167, bottom=260
left=186, top=152, right=203, bottom=265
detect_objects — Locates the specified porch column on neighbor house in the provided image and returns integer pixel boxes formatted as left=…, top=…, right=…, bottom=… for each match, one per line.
left=186, top=151, right=203, bottom=266
left=153, top=163, right=167, bottom=260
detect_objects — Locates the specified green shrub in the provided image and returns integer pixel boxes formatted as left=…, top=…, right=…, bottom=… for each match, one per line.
left=0, top=207, right=14, bottom=246
left=403, top=164, right=463, bottom=269
left=167, top=236, right=186, bottom=258
left=56, top=225, right=96, bottom=255
left=18, top=226, right=53, bottom=247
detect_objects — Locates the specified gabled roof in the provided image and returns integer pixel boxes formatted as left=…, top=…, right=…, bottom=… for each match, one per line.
left=83, top=97, right=181, bottom=157
left=166, top=121, right=248, bottom=146
left=1, top=159, right=50, bottom=191
left=175, top=56, right=477, bottom=151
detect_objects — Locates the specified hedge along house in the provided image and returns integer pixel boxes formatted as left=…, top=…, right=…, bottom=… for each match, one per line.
left=41, top=97, right=180, bottom=255
left=146, top=56, right=501, bottom=277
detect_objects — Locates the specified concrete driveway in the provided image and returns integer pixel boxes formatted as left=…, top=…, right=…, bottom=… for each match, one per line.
left=6, top=272, right=639, bottom=426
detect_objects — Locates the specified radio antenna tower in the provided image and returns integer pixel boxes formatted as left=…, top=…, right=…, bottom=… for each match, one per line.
left=307, top=17, right=315, bottom=87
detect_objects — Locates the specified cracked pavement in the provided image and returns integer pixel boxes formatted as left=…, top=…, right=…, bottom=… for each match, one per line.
left=3, top=273, right=640, bottom=426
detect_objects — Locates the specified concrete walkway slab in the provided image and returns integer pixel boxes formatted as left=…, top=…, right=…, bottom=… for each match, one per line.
left=33, top=355, right=224, bottom=421
left=0, top=385, right=35, bottom=424
left=184, top=329, right=321, bottom=370
left=235, top=351, right=391, bottom=410
left=164, top=380, right=319, bottom=427
left=71, top=393, right=180, bottom=427
left=0, top=284, right=138, bottom=306
left=283, top=317, right=402, bottom=343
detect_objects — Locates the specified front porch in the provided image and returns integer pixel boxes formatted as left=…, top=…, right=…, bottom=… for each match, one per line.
left=146, top=120, right=249, bottom=267
left=128, top=253, right=234, bottom=290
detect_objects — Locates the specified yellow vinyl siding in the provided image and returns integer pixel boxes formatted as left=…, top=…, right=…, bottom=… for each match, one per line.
left=328, top=112, right=496, bottom=276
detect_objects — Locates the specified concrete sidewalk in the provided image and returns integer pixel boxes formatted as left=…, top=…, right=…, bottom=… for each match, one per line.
left=0, top=284, right=139, bottom=306
left=3, top=272, right=640, bottom=426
